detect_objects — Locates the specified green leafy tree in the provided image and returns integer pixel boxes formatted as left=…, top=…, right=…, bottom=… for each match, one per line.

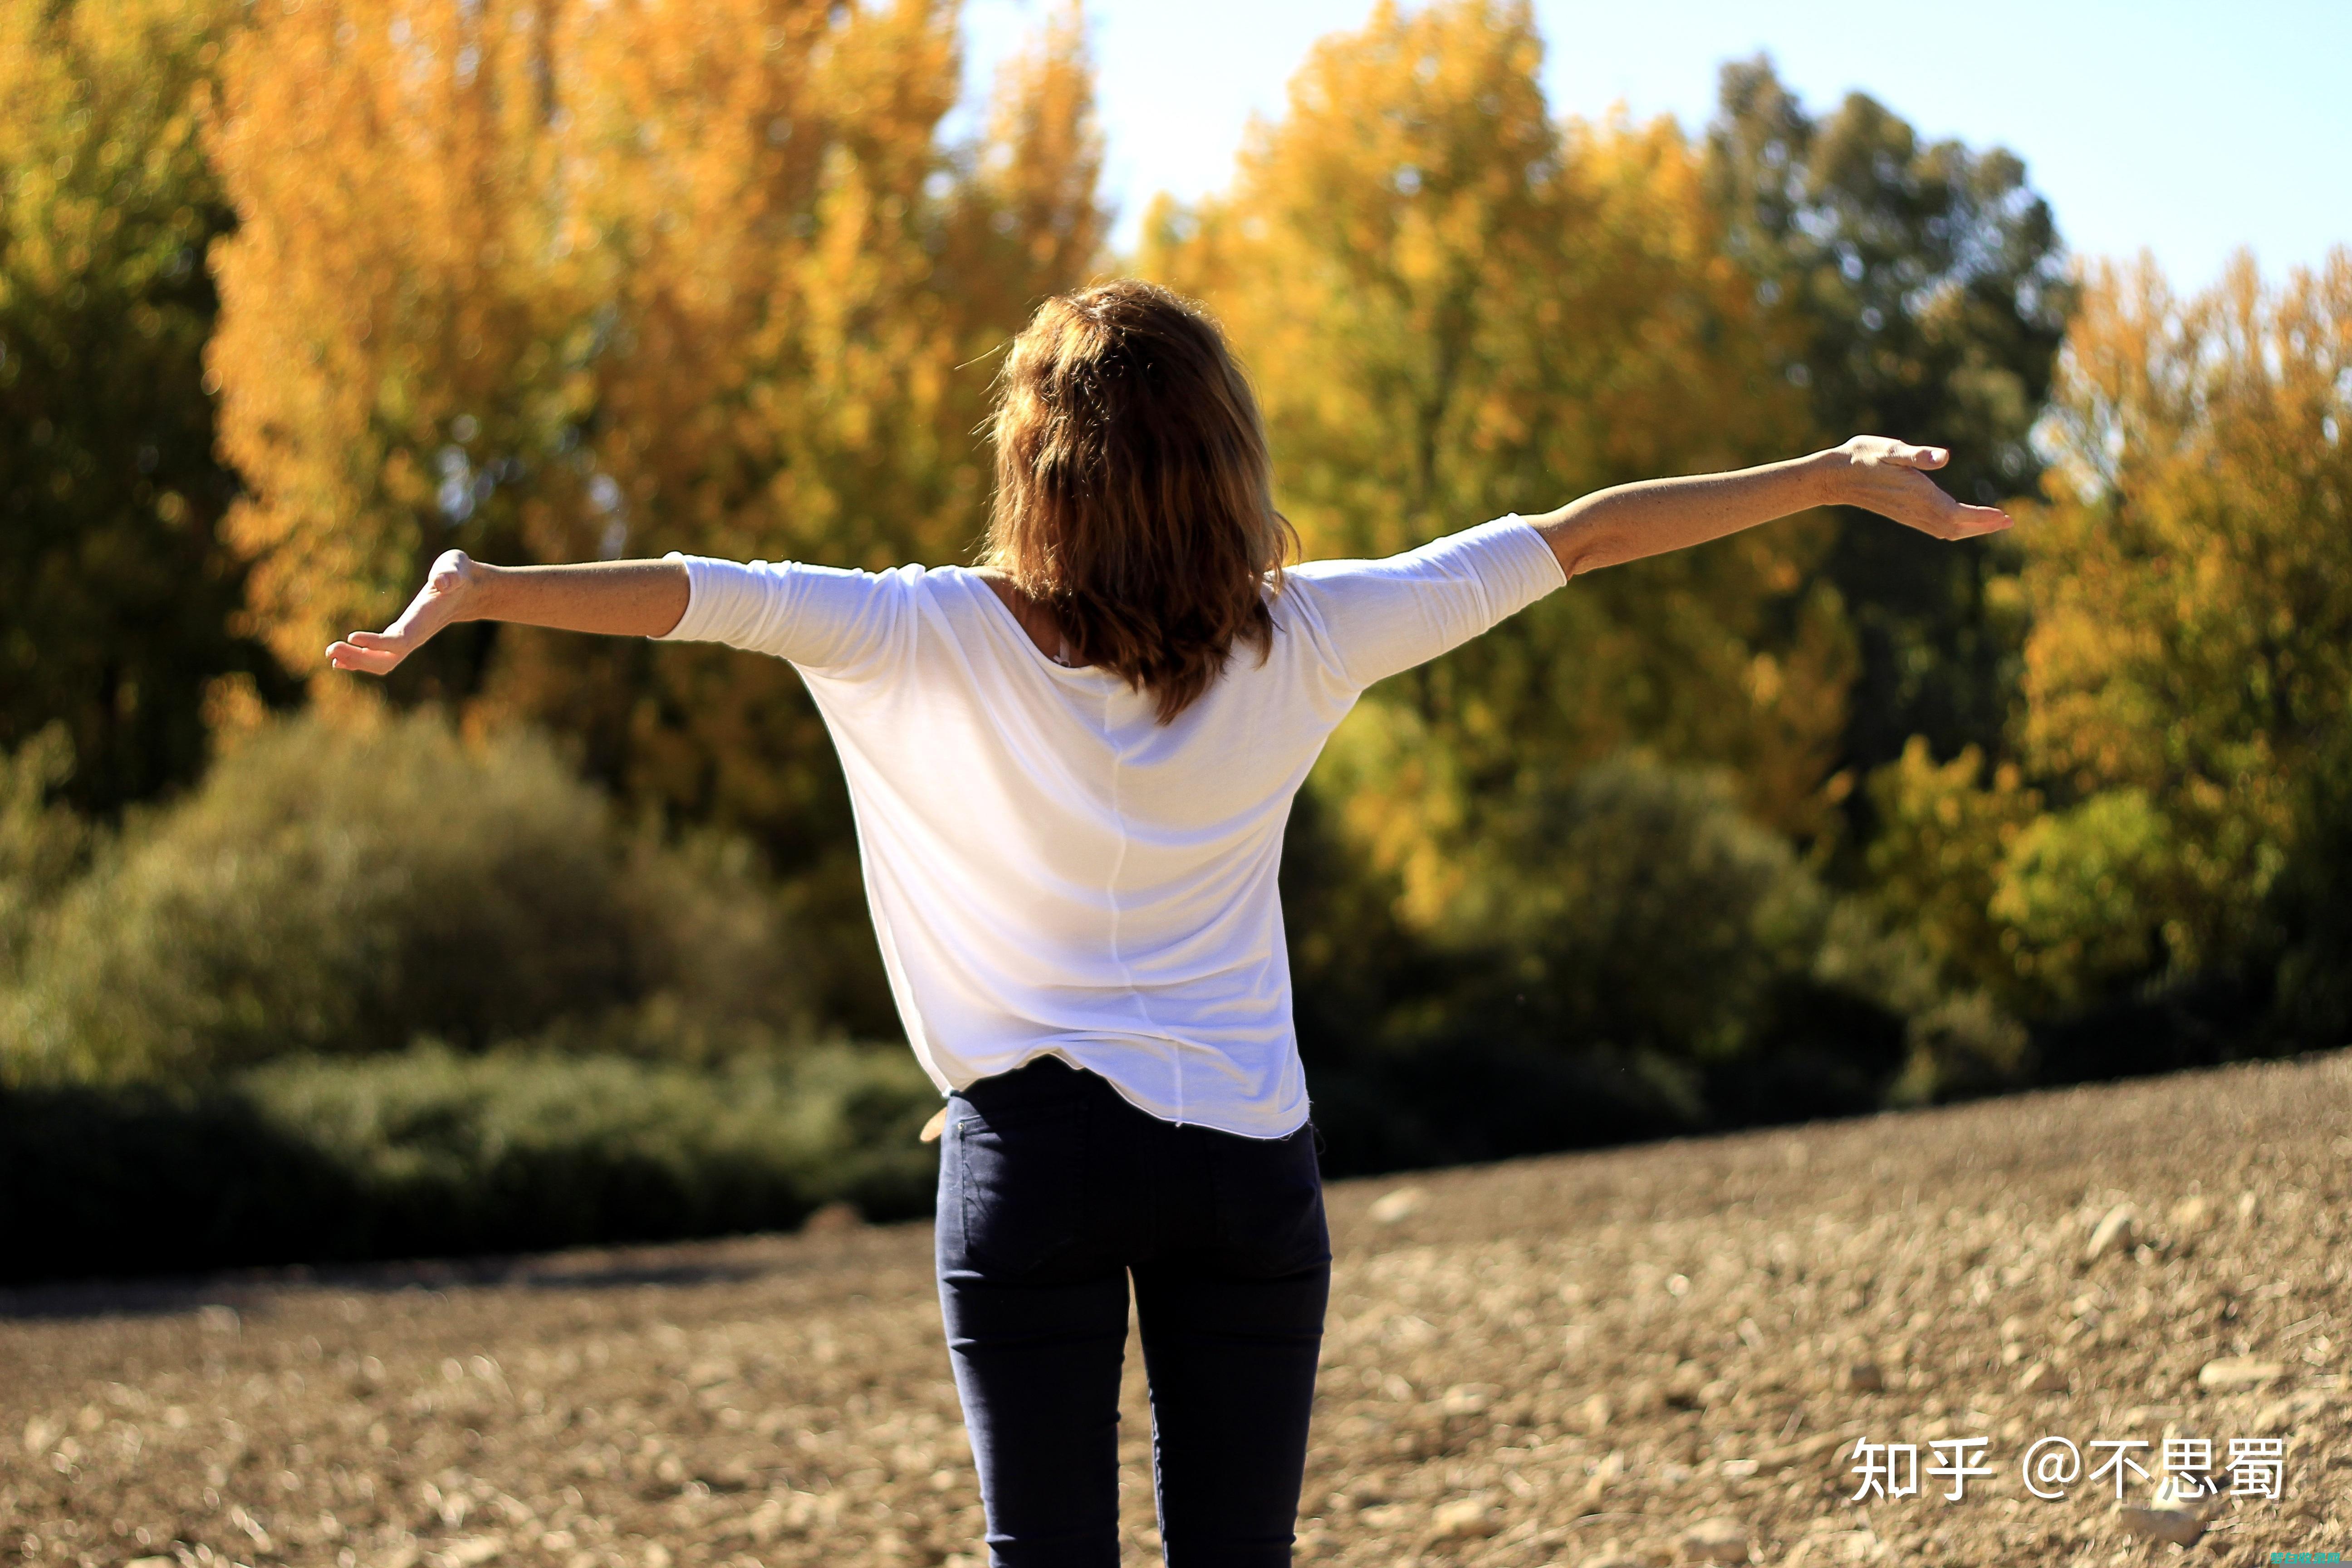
left=0, top=0, right=282, bottom=815
left=1705, top=56, right=2072, bottom=788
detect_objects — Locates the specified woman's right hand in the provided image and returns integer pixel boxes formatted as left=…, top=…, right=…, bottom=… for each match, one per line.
left=325, top=549, right=482, bottom=676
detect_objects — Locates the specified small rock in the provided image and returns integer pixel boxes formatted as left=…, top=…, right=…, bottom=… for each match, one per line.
left=1429, top=1497, right=1499, bottom=1539
left=2016, top=1360, right=2067, bottom=1395
left=2115, top=1505, right=2206, bottom=1546
left=1368, top=1186, right=1426, bottom=1224
left=1440, top=1383, right=1493, bottom=1416
left=2253, top=1389, right=2330, bottom=1433
left=2197, top=1356, right=2284, bottom=1391
left=2118, top=1404, right=2182, bottom=1427
left=1676, top=1516, right=1750, bottom=1564
left=197, top=1304, right=240, bottom=1336
left=1579, top=1392, right=1614, bottom=1432
left=20, top=1417, right=59, bottom=1457
left=1666, top=1362, right=1710, bottom=1407
left=1839, top=1361, right=1884, bottom=1393
left=1784, top=1531, right=1880, bottom=1566
left=2168, top=1194, right=2212, bottom=1235
left=2235, top=1191, right=2259, bottom=1224
left=801, top=1200, right=862, bottom=1234
left=126, top=1560, right=177, bottom=1568
left=1578, top=1450, right=1627, bottom=1514
left=2084, top=1203, right=2137, bottom=1261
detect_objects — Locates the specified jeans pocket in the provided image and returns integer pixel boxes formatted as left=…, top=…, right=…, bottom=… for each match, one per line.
left=951, top=1099, right=1085, bottom=1278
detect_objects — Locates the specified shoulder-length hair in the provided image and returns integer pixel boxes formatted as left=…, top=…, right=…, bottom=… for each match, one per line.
left=982, top=279, right=1296, bottom=723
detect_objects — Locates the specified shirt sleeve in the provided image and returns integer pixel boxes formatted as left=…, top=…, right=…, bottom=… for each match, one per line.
left=653, top=553, right=906, bottom=675
left=1284, top=515, right=1567, bottom=691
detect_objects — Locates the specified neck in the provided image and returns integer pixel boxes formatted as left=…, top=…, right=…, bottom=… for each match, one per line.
left=979, top=570, right=1077, bottom=665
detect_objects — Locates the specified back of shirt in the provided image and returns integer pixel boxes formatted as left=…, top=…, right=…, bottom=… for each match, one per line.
left=660, top=515, right=1564, bottom=1137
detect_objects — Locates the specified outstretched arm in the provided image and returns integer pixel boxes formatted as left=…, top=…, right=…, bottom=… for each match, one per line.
left=325, top=551, right=690, bottom=676
left=1531, top=436, right=2011, bottom=579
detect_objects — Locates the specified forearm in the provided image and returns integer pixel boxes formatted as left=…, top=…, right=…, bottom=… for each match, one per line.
left=463, top=559, right=691, bottom=639
left=1530, top=451, right=1835, bottom=578
left=326, top=551, right=693, bottom=676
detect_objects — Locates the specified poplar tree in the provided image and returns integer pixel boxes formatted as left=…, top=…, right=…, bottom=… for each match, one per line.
left=0, top=0, right=272, bottom=813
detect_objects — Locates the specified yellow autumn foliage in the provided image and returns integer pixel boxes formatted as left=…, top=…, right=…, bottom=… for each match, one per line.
left=1873, top=249, right=2352, bottom=1008
left=204, top=0, right=1102, bottom=830
left=1140, top=0, right=1846, bottom=930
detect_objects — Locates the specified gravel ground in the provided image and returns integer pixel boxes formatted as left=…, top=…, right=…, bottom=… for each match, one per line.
left=5, top=1052, right=2347, bottom=1567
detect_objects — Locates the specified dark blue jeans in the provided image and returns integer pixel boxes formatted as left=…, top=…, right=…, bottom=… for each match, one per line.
left=936, top=1057, right=1331, bottom=1567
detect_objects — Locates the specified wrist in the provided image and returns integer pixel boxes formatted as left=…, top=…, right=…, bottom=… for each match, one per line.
left=1797, top=446, right=1852, bottom=509
left=446, top=553, right=497, bottom=622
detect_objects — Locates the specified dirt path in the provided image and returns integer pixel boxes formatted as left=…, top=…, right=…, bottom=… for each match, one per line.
left=5, top=1053, right=2347, bottom=1567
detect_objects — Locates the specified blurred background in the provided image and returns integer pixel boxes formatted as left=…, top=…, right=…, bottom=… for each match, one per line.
left=2, top=0, right=2346, bottom=1284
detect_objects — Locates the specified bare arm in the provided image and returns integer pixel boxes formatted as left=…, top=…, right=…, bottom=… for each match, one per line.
left=1531, top=436, right=2012, bottom=579
left=324, top=550, right=690, bottom=676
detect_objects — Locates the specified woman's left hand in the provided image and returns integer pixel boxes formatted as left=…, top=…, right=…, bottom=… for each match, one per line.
left=1825, top=436, right=2014, bottom=540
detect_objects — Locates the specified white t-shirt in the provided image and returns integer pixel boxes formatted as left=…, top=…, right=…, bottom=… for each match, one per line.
left=658, top=516, right=1565, bottom=1137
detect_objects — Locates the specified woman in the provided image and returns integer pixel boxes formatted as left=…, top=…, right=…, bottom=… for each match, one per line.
left=329, top=279, right=2008, bottom=1564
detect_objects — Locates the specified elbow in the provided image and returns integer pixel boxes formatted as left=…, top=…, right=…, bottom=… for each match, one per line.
left=1539, top=515, right=1620, bottom=579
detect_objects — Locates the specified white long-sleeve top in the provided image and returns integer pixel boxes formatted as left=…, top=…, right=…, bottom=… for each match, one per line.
left=657, top=516, right=1565, bottom=1137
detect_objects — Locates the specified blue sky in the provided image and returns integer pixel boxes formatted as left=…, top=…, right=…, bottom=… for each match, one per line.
left=957, top=0, right=2351, bottom=292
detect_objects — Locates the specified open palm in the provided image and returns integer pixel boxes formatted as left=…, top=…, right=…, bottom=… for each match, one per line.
left=325, top=549, right=478, bottom=676
left=1839, top=436, right=2013, bottom=539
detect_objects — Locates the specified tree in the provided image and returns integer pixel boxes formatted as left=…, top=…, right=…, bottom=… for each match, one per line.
left=2007, top=250, right=2352, bottom=1005
left=1142, top=0, right=1849, bottom=897
left=1705, top=57, right=2072, bottom=791
left=206, top=0, right=1106, bottom=1031
left=1867, top=250, right=2352, bottom=1027
left=0, top=0, right=280, bottom=815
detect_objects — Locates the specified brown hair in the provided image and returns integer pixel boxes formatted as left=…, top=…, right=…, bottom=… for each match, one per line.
left=982, top=279, right=1296, bottom=722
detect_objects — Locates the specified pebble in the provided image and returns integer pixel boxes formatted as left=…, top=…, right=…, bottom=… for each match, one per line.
left=2083, top=1203, right=2136, bottom=1261
left=1368, top=1187, right=1426, bottom=1224
left=2196, top=1356, right=2284, bottom=1391
left=1676, top=1516, right=1751, bottom=1564
left=1839, top=1361, right=1884, bottom=1393
left=1580, top=1393, right=1615, bottom=1432
left=2016, top=1360, right=2068, bottom=1395
left=1429, top=1497, right=1499, bottom=1539
left=2115, top=1504, right=2206, bottom=1546
left=1441, top=1384, right=1492, bottom=1415
left=2168, top=1195, right=2212, bottom=1235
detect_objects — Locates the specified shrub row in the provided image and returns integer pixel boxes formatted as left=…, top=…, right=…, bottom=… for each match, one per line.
left=0, top=1044, right=939, bottom=1286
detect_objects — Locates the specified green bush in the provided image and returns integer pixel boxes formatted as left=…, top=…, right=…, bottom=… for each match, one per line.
left=1436, top=754, right=1833, bottom=1066
left=1, top=711, right=810, bottom=1085
left=0, top=1043, right=939, bottom=1285
left=0, top=724, right=90, bottom=974
left=1287, top=753, right=1926, bottom=1169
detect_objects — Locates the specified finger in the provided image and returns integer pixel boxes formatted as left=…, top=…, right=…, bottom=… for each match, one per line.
left=1886, top=442, right=1950, bottom=470
left=343, top=630, right=404, bottom=650
left=1912, top=499, right=2011, bottom=540
left=325, top=640, right=397, bottom=674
